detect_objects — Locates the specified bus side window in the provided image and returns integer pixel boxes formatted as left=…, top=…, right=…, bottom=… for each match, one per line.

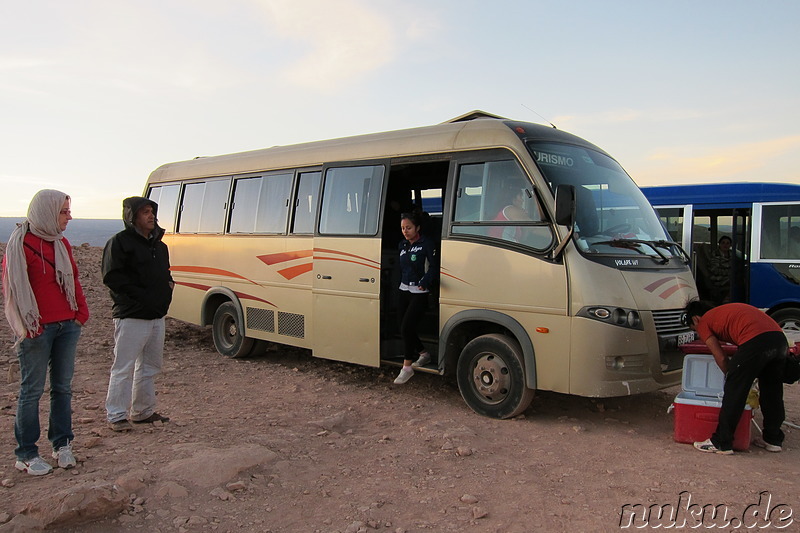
left=147, top=184, right=180, bottom=233
left=291, top=171, right=321, bottom=234
left=319, top=165, right=384, bottom=235
left=179, top=179, right=231, bottom=234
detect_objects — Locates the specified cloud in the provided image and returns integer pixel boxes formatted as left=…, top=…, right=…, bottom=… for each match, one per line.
left=258, top=0, right=396, bottom=88
left=638, top=135, right=800, bottom=183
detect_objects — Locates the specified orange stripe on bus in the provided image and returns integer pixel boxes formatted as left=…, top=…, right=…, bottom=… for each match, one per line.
left=172, top=265, right=250, bottom=281
left=314, top=248, right=381, bottom=265
left=258, top=250, right=313, bottom=265
left=278, top=263, right=313, bottom=280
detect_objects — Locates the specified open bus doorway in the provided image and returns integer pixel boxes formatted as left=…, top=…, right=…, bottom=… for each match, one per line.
left=379, top=159, right=448, bottom=371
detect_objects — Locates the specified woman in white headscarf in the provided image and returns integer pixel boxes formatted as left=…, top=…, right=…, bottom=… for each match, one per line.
left=2, top=189, right=89, bottom=475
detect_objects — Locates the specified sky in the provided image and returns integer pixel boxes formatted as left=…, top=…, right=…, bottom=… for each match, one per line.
left=1, top=0, right=798, bottom=219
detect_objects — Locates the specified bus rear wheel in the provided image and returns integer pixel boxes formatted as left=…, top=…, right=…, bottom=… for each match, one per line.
left=212, top=302, right=254, bottom=358
left=456, top=334, right=534, bottom=419
left=771, top=308, right=800, bottom=334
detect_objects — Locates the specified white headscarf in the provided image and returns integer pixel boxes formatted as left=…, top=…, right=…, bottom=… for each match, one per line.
left=2, top=189, right=77, bottom=345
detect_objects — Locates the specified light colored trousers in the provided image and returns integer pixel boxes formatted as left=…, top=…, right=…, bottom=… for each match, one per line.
left=106, top=317, right=165, bottom=423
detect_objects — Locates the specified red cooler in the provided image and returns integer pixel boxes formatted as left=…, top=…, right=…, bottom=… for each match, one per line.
left=671, top=351, right=752, bottom=451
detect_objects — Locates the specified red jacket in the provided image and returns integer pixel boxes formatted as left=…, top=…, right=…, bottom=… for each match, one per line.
left=20, top=233, right=89, bottom=333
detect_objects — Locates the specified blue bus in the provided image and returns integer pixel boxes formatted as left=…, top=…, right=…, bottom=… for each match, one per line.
left=641, top=182, right=800, bottom=332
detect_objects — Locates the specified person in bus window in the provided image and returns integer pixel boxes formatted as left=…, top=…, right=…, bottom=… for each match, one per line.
left=707, top=236, right=732, bottom=305
left=489, top=189, right=532, bottom=243
left=789, top=226, right=800, bottom=259
left=393, top=210, right=439, bottom=384
left=684, top=300, right=787, bottom=454
left=2, top=190, right=89, bottom=475
left=102, top=197, right=174, bottom=431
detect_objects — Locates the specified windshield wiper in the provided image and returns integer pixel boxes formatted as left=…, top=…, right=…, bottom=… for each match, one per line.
left=592, top=239, right=671, bottom=264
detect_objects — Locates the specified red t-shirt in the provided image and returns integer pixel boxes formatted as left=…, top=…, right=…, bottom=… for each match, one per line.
left=696, top=303, right=781, bottom=346
left=20, top=233, right=89, bottom=331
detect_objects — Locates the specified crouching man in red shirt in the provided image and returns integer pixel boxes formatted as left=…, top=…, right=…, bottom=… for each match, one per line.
left=684, top=300, right=788, bottom=454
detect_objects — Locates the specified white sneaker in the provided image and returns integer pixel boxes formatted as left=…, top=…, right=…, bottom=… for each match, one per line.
left=753, top=437, right=782, bottom=453
left=393, top=366, right=414, bottom=384
left=411, top=352, right=431, bottom=368
left=15, top=456, right=53, bottom=476
left=52, top=443, right=77, bottom=468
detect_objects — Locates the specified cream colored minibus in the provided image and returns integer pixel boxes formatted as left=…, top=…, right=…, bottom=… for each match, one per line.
left=145, top=111, right=697, bottom=418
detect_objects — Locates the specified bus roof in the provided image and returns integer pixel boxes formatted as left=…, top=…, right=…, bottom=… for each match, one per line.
left=641, top=182, right=800, bottom=207
left=146, top=111, right=607, bottom=184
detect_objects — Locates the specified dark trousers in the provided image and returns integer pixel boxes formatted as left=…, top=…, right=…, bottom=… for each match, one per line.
left=397, top=290, right=428, bottom=360
left=712, top=331, right=787, bottom=450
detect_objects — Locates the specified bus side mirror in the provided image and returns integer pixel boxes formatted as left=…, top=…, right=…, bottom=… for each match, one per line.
left=554, top=184, right=575, bottom=226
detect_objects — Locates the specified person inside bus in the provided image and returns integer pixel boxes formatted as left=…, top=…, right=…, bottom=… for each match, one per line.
left=2, top=190, right=89, bottom=475
left=489, top=188, right=531, bottom=243
left=393, top=210, right=439, bottom=385
left=707, top=236, right=732, bottom=305
left=683, top=300, right=787, bottom=454
left=789, top=226, right=800, bottom=259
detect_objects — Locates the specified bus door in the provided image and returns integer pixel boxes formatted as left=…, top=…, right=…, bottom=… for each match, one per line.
left=312, top=161, right=387, bottom=366
left=689, top=207, right=751, bottom=304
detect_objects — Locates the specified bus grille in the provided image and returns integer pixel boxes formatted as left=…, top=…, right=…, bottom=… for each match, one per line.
left=652, top=309, right=688, bottom=335
left=278, top=312, right=305, bottom=338
left=247, top=308, right=275, bottom=333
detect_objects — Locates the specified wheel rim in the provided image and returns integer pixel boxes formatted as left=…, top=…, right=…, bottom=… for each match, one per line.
left=781, top=319, right=800, bottom=332
left=220, top=314, right=237, bottom=348
left=470, top=353, right=510, bottom=405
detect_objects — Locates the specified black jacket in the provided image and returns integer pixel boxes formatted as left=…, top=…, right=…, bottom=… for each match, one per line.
left=102, top=196, right=173, bottom=319
left=398, top=234, right=439, bottom=290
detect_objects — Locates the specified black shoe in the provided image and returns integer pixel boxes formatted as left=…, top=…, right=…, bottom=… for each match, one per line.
left=132, top=412, right=170, bottom=424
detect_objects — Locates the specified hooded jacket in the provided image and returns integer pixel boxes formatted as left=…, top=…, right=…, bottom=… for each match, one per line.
left=102, top=196, right=173, bottom=319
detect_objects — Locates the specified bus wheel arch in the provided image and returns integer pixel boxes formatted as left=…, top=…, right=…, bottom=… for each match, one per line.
left=456, top=333, right=534, bottom=419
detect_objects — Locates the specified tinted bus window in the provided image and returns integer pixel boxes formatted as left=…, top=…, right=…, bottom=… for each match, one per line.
left=319, top=165, right=384, bottom=235
left=291, top=171, right=321, bottom=234
left=229, top=172, right=292, bottom=234
left=147, top=184, right=180, bottom=233
left=760, top=204, right=800, bottom=259
left=179, top=179, right=231, bottom=234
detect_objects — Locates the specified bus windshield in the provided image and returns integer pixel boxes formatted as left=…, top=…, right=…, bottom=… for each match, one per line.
left=528, top=142, right=678, bottom=260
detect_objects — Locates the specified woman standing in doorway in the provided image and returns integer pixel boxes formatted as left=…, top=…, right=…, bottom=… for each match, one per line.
left=2, top=190, right=89, bottom=475
left=394, top=210, right=439, bottom=384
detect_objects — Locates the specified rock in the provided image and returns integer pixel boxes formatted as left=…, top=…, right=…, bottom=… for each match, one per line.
left=226, top=481, right=246, bottom=491
left=161, top=444, right=277, bottom=488
left=455, top=446, right=473, bottom=456
left=210, top=487, right=232, bottom=501
left=154, top=481, right=189, bottom=499
left=1, top=479, right=14, bottom=488
left=471, top=506, right=489, bottom=519
left=115, top=469, right=151, bottom=493
left=460, top=494, right=479, bottom=504
left=12, top=482, right=127, bottom=530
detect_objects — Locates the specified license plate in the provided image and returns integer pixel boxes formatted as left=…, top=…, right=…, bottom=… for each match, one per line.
left=677, top=331, right=695, bottom=345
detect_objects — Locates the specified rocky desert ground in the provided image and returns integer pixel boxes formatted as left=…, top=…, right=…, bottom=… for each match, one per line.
left=0, top=243, right=797, bottom=532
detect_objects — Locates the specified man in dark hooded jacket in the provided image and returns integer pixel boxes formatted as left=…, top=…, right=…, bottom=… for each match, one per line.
left=102, top=197, right=173, bottom=431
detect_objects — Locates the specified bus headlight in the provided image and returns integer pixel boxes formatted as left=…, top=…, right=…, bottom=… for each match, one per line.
left=578, top=306, right=644, bottom=331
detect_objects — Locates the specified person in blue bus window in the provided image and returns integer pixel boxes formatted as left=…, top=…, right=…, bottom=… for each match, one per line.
left=393, top=210, right=439, bottom=385
left=708, top=236, right=732, bottom=305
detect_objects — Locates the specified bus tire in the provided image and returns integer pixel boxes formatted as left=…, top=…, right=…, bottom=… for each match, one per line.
left=212, top=302, right=254, bottom=358
left=771, top=308, right=800, bottom=333
left=456, top=334, right=534, bottom=419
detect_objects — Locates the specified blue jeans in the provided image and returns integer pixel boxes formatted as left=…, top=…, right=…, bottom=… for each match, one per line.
left=14, top=320, right=80, bottom=461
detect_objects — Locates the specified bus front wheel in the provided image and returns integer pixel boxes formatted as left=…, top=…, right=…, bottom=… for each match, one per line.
left=212, top=302, right=254, bottom=358
left=771, top=308, right=800, bottom=334
left=456, top=334, right=534, bottom=419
